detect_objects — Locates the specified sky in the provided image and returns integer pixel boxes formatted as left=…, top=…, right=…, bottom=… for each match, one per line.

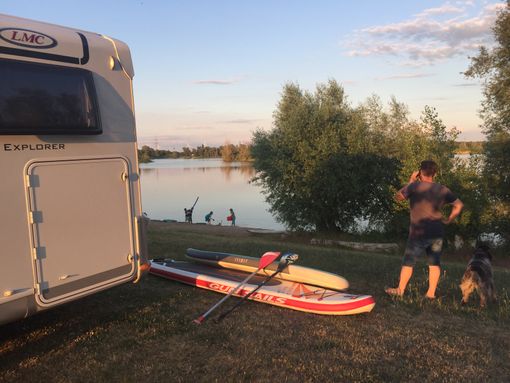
left=1, top=0, right=506, bottom=148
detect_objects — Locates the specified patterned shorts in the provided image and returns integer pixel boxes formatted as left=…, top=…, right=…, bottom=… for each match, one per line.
left=402, top=238, right=443, bottom=266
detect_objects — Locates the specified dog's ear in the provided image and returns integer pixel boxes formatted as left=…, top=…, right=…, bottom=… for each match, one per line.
left=476, top=241, right=490, bottom=253
left=476, top=246, right=492, bottom=261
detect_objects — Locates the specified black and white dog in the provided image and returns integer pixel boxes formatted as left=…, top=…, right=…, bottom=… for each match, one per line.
left=460, top=245, right=496, bottom=307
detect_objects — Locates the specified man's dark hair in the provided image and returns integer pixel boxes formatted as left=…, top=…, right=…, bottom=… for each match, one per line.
left=420, top=160, right=438, bottom=177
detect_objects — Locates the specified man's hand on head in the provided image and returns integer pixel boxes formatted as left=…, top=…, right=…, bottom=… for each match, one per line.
left=409, top=171, right=420, bottom=183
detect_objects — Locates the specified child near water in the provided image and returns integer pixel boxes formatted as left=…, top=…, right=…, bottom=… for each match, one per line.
left=228, top=208, right=236, bottom=226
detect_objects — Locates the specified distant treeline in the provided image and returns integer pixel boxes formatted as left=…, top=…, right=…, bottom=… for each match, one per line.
left=454, top=141, right=484, bottom=154
left=138, top=143, right=252, bottom=163
left=139, top=141, right=481, bottom=163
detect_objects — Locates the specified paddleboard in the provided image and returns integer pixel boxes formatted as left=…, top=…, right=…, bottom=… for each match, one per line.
left=150, top=260, right=374, bottom=315
left=185, top=248, right=349, bottom=291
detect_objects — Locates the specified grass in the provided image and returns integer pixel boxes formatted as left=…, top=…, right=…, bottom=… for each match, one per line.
left=1, top=222, right=509, bottom=382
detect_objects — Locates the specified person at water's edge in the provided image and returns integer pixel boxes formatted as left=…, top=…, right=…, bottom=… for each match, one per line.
left=386, top=160, right=464, bottom=299
left=184, top=208, right=193, bottom=223
left=229, top=208, right=236, bottom=226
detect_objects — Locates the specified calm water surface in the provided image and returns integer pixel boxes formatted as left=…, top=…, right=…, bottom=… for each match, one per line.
left=139, top=158, right=285, bottom=230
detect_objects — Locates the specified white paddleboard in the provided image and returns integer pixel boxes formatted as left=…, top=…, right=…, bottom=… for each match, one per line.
left=185, top=248, right=349, bottom=291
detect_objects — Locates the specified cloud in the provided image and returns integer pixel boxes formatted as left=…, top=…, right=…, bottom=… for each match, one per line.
left=192, top=77, right=243, bottom=85
left=344, top=2, right=505, bottom=66
left=414, top=5, right=464, bottom=18
left=173, top=125, right=216, bottom=131
left=374, top=73, right=435, bottom=81
left=222, top=119, right=259, bottom=124
left=452, top=82, right=479, bottom=87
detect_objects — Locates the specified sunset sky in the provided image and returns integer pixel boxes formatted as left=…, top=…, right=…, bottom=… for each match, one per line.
left=2, top=0, right=505, bottom=148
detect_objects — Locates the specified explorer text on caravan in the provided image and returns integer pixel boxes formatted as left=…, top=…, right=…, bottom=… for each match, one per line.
left=3, top=143, right=66, bottom=151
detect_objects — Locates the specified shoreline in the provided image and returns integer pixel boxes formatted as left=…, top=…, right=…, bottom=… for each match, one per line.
left=149, top=220, right=510, bottom=268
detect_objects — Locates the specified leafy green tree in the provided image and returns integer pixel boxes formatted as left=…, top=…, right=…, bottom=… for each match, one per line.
left=182, top=147, right=192, bottom=158
left=465, top=1, right=510, bottom=244
left=420, top=106, right=459, bottom=180
left=356, top=97, right=466, bottom=239
left=138, top=145, right=154, bottom=163
left=237, top=143, right=252, bottom=162
left=253, top=79, right=479, bottom=240
left=252, top=80, right=401, bottom=231
left=221, top=141, right=235, bottom=162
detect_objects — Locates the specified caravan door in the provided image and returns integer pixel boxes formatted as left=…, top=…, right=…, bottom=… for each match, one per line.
left=26, top=157, right=136, bottom=306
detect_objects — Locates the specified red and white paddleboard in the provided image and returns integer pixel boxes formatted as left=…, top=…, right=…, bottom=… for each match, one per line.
left=150, top=260, right=375, bottom=316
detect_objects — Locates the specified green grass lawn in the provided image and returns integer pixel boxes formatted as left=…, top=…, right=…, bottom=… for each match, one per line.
left=1, top=223, right=509, bottom=382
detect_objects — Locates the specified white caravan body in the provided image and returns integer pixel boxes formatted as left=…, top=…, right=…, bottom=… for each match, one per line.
left=0, top=14, right=148, bottom=325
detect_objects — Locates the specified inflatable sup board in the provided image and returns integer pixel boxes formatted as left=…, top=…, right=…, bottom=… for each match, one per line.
left=185, top=248, right=349, bottom=291
left=150, top=260, right=374, bottom=315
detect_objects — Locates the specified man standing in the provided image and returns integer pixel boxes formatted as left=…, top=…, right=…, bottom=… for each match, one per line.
left=386, top=160, right=464, bottom=299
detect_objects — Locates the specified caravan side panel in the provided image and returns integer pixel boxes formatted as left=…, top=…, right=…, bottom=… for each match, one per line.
left=0, top=13, right=147, bottom=325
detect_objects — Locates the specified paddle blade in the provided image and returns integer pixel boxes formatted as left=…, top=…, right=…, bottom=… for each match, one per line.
left=193, top=316, right=205, bottom=325
left=258, top=251, right=280, bottom=269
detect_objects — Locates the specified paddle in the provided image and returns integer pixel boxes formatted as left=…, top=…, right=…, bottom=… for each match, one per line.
left=191, top=196, right=199, bottom=210
left=193, top=251, right=281, bottom=324
left=216, top=253, right=299, bottom=321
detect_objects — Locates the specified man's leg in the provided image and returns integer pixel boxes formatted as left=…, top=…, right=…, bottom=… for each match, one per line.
left=386, top=239, right=418, bottom=296
left=386, top=266, right=414, bottom=296
left=425, top=239, right=443, bottom=298
left=398, top=266, right=414, bottom=293
left=426, top=266, right=440, bottom=298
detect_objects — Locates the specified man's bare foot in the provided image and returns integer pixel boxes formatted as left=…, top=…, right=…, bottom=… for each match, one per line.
left=385, top=287, right=403, bottom=297
left=425, top=294, right=436, bottom=299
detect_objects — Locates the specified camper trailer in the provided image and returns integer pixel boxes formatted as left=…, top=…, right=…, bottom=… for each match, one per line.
left=0, top=14, right=149, bottom=325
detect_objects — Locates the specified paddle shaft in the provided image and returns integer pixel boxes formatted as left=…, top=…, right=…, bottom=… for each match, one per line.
left=216, top=268, right=283, bottom=321
left=193, top=251, right=280, bottom=324
left=191, top=197, right=199, bottom=210
left=193, top=268, right=261, bottom=323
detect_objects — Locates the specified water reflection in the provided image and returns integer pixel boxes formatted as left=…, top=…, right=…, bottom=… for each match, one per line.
left=139, top=159, right=284, bottom=230
left=220, top=164, right=255, bottom=181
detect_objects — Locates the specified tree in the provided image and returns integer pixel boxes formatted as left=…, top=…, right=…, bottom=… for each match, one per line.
left=182, top=147, right=192, bottom=158
left=253, top=80, right=473, bottom=238
left=419, top=106, right=459, bottom=182
left=465, top=1, right=510, bottom=244
left=221, top=141, right=235, bottom=162
left=252, top=80, right=401, bottom=231
left=356, top=98, right=465, bottom=238
left=237, top=143, right=252, bottom=162
left=138, top=145, right=154, bottom=163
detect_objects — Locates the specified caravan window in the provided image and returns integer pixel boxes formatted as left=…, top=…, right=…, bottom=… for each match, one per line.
left=0, top=59, right=101, bottom=135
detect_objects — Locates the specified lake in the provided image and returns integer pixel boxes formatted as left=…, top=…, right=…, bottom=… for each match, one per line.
left=139, top=158, right=285, bottom=230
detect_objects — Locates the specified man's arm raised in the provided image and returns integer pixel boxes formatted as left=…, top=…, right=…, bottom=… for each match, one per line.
left=395, top=171, right=420, bottom=202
